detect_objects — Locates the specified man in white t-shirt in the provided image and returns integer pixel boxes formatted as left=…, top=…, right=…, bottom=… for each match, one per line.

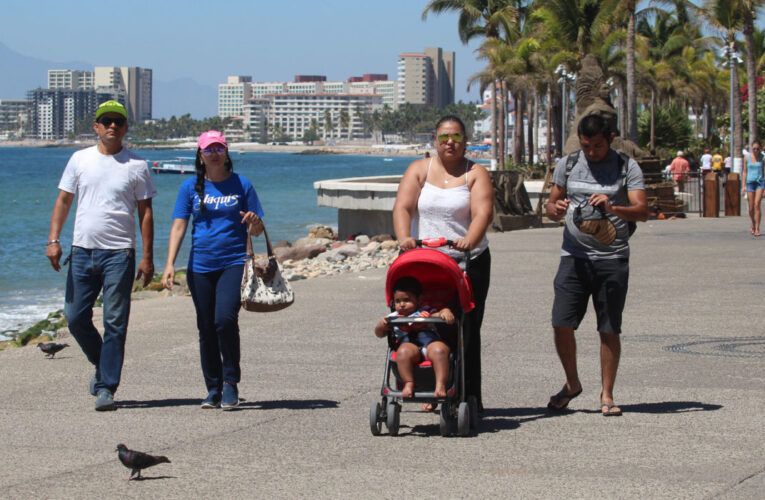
left=46, top=100, right=157, bottom=411
left=700, top=149, right=713, bottom=172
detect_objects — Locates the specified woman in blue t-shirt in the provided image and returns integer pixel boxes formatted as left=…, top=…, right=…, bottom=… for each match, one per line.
left=162, top=131, right=264, bottom=410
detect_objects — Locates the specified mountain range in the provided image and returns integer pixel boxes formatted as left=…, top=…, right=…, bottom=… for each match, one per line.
left=0, top=42, right=216, bottom=119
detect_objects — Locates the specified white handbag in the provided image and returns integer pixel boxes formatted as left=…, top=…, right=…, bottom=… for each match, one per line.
left=241, top=226, right=294, bottom=312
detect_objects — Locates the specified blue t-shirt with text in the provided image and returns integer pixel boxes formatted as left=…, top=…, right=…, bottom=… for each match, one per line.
left=172, top=173, right=264, bottom=272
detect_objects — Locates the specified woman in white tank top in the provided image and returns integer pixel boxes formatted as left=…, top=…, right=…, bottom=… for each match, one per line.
left=392, top=116, right=494, bottom=414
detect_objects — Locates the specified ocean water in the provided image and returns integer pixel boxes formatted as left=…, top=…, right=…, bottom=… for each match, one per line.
left=0, top=146, right=413, bottom=334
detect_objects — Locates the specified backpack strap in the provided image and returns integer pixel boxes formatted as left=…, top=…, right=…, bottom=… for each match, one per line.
left=564, top=150, right=581, bottom=188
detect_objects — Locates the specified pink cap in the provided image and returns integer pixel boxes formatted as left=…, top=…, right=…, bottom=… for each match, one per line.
left=198, top=130, right=227, bottom=150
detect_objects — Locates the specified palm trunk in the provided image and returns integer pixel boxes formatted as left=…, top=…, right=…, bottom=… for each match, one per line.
left=650, top=89, right=655, bottom=152
left=513, top=93, right=523, bottom=164
left=626, top=4, right=638, bottom=142
left=546, top=84, right=553, bottom=165
left=498, top=82, right=506, bottom=170
left=618, top=81, right=628, bottom=137
left=490, top=82, right=497, bottom=167
left=744, top=16, right=757, bottom=145
left=533, top=89, right=540, bottom=165
left=732, top=61, right=744, bottom=165
left=527, top=90, right=535, bottom=165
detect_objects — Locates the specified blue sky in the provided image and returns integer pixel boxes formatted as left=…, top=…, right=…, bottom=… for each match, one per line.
left=3, top=0, right=486, bottom=102
left=3, top=1, right=761, bottom=109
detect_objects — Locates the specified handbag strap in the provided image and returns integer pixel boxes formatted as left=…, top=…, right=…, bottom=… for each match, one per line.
left=246, top=223, right=276, bottom=260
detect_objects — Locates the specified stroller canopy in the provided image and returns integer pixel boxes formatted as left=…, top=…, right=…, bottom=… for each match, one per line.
left=385, top=248, right=474, bottom=313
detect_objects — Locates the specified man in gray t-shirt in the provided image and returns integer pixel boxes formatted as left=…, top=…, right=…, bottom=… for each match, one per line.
left=544, top=114, right=648, bottom=417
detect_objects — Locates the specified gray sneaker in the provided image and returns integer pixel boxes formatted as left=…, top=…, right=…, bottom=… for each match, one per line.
left=89, top=369, right=101, bottom=396
left=95, top=390, right=116, bottom=411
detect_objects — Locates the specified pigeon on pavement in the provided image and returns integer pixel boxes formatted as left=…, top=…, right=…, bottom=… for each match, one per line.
left=116, top=444, right=171, bottom=480
left=37, top=342, right=69, bottom=358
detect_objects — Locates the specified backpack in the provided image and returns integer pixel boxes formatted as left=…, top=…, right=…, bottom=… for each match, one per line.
left=564, top=150, right=637, bottom=237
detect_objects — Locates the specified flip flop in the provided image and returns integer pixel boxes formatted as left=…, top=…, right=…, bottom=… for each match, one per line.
left=601, top=403, right=622, bottom=417
left=547, top=384, right=582, bottom=412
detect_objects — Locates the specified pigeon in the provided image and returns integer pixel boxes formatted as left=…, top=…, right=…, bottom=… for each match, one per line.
left=116, top=444, right=171, bottom=480
left=37, top=342, right=69, bottom=358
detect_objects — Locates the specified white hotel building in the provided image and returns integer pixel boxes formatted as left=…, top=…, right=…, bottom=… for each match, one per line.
left=220, top=76, right=390, bottom=141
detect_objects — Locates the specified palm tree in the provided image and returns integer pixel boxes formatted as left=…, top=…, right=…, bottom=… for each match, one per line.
left=739, top=0, right=764, bottom=144
left=323, top=110, right=334, bottom=140
left=695, top=0, right=746, bottom=163
left=339, top=109, right=350, bottom=141
left=423, top=0, right=518, bottom=166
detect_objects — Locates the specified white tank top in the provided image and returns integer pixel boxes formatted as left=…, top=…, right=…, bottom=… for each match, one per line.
left=411, top=158, right=489, bottom=261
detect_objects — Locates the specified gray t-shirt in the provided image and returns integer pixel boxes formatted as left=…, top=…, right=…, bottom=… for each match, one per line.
left=552, top=149, right=644, bottom=260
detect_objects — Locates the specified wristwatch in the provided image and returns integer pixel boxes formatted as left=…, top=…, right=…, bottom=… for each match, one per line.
left=47, top=240, right=60, bottom=246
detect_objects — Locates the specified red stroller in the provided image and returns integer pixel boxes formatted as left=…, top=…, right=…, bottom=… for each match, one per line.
left=369, top=238, right=477, bottom=437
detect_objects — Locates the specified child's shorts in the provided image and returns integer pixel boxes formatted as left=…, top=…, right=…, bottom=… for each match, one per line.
left=400, top=330, right=440, bottom=359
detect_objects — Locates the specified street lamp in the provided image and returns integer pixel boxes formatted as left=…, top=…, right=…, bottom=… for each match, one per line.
left=556, top=65, right=576, bottom=154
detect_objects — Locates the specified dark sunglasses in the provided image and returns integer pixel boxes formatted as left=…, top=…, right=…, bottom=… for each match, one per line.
left=201, top=146, right=227, bottom=155
left=437, top=133, right=464, bottom=143
left=97, top=116, right=126, bottom=127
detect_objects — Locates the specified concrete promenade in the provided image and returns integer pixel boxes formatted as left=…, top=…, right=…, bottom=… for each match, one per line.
left=2, top=215, right=763, bottom=498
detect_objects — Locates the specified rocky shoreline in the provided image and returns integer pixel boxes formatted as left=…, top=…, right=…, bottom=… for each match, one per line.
left=2, top=225, right=399, bottom=351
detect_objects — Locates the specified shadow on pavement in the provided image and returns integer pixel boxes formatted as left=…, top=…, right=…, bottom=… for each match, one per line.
left=237, top=399, right=339, bottom=411
left=126, top=475, right=176, bottom=481
left=118, top=398, right=200, bottom=409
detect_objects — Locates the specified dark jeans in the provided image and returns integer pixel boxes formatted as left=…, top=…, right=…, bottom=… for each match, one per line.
left=187, top=265, right=243, bottom=393
left=65, top=247, right=135, bottom=393
left=462, top=248, right=491, bottom=409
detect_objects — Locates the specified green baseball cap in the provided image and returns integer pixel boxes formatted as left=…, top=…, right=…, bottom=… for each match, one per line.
left=95, top=100, right=128, bottom=120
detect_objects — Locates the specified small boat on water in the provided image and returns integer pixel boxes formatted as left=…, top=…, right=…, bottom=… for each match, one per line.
left=152, top=157, right=195, bottom=174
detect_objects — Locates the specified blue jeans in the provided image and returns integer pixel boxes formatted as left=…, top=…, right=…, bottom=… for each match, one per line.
left=65, top=247, right=135, bottom=393
left=187, top=265, right=243, bottom=393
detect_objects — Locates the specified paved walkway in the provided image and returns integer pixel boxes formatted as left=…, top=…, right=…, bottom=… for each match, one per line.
left=2, top=215, right=763, bottom=498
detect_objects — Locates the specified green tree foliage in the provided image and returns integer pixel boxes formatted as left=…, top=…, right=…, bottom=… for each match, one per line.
left=638, top=103, right=692, bottom=151
left=372, top=102, right=487, bottom=142
left=128, top=115, right=233, bottom=141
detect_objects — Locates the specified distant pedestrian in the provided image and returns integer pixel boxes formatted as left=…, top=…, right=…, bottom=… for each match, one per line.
left=545, top=114, right=648, bottom=416
left=669, top=151, right=690, bottom=192
left=46, top=100, right=157, bottom=411
left=724, top=156, right=732, bottom=174
left=162, top=131, right=264, bottom=410
left=741, top=140, right=765, bottom=236
left=712, top=152, right=724, bottom=173
left=700, top=149, right=713, bottom=173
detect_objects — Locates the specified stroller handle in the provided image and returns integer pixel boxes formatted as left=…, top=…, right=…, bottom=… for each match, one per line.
left=414, top=238, right=472, bottom=266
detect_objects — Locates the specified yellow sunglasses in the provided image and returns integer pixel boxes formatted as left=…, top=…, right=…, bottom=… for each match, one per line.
left=437, top=133, right=464, bottom=143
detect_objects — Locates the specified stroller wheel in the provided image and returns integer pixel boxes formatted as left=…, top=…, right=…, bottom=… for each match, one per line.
left=386, top=401, right=400, bottom=436
left=439, top=403, right=452, bottom=437
left=457, top=401, right=471, bottom=437
left=369, top=401, right=383, bottom=436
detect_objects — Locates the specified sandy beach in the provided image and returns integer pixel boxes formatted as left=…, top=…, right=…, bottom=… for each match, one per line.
left=0, top=138, right=432, bottom=157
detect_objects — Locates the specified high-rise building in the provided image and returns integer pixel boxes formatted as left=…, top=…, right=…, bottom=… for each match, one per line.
left=397, top=47, right=455, bottom=108
left=94, top=66, right=152, bottom=121
left=0, top=99, right=31, bottom=133
left=266, top=93, right=381, bottom=141
left=27, top=88, right=120, bottom=140
left=48, top=70, right=94, bottom=90
left=218, top=76, right=253, bottom=118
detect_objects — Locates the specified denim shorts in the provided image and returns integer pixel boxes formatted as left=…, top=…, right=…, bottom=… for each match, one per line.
left=399, top=330, right=441, bottom=359
left=746, top=180, right=765, bottom=192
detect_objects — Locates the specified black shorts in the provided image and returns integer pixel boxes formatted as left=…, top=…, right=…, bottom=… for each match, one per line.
left=552, top=256, right=629, bottom=334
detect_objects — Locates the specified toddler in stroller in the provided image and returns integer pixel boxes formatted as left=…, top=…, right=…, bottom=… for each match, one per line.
left=374, top=276, right=455, bottom=399
left=369, top=238, right=477, bottom=437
